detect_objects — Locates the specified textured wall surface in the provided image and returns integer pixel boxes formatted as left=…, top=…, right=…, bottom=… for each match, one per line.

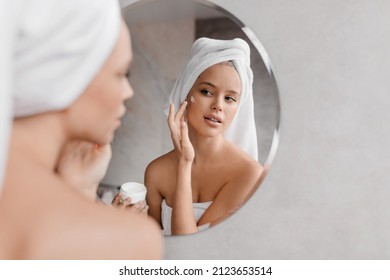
left=119, top=0, right=390, bottom=259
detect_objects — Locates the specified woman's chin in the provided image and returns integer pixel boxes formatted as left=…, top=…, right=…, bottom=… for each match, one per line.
left=198, top=128, right=223, bottom=138
left=94, top=132, right=114, bottom=146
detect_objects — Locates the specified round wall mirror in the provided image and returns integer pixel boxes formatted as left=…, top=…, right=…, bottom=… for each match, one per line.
left=99, top=0, right=280, bottom=235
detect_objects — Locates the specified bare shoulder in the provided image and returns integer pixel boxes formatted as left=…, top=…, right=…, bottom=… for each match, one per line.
left=197, top=142, right=264, bottom=226
left=223, top=140, right=263, bottom=180
left=28, top=194, right=163, bottom=259
left=3, top=160, right=163, bottom=259
left=211, top=141, right=264, bottom=207
left=144, top=150, right=177, bottom=187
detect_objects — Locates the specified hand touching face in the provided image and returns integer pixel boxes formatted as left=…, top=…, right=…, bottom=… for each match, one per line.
left=168, top=101, right=195, bottom=163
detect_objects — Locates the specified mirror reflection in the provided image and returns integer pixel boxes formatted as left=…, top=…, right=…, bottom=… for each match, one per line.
left=98, top=0, right=280, bottom=236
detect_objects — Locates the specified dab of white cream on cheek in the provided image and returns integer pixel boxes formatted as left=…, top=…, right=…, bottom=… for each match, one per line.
left=190, top=96, right=196, bottom=103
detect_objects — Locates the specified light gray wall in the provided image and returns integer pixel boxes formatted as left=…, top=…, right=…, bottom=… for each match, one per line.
left=120, top=0, right=390, bottom=259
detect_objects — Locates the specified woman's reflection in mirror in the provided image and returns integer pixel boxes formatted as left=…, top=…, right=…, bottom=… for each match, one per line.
left=145, top=37, right=264, bottom=235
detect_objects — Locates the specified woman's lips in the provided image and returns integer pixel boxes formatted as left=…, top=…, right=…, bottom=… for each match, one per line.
left=204, top=114, right=222, bottom=122
left=115, top=107, right=126, bottom=128
left=204, top=114, right=222, bottom=127
left=114, top=119, right=122, bottom=128
left=118, top=106, right=126, bottom=118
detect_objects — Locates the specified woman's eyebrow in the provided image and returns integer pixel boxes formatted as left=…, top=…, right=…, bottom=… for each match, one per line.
left=198, top=81, right=240, bottom=95
left=228, top=90, right=241, bottom=95
left=198, top=81, right=216, bottom=88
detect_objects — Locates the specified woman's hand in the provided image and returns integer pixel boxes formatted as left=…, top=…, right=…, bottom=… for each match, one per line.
left=168, top=101, right=195, bottom=162
left=56, top=140, right=112, bottom=200
left=112, top=193, right=149, bottom=215
left=168, top=103, right=198, bottom=234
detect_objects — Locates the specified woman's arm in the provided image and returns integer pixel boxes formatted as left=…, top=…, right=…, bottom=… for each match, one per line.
left=171, top=158, right=197, bottom=234
left=167, top=102, right=198, bottom=235
left=144, top=162, right=164, bottom=229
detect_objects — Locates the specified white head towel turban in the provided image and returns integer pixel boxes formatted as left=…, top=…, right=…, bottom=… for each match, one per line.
left=0, top=0, right=16, bottom=193
left=0, top=0, right=121, bottom=195
left=13, top=0, right=121, bottom=118
left=164, top=37, right=258, bottom=161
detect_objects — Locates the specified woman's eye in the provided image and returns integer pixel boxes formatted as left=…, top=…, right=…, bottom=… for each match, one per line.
left=225, top=96, right=236, bottom=102
left=200, top=89, right=212, bottom=95
left=118, top=72, right=129, bottom=80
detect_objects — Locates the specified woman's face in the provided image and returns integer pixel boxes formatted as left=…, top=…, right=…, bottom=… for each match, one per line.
left=66, top=20, right=133, bottom=145
left=186, top=63, right=241, bottom=137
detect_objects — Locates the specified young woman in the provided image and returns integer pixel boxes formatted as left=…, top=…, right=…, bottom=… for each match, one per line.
left=0, top=0, right=162, bottom=259
left=145, top=38, right=264, bottom=235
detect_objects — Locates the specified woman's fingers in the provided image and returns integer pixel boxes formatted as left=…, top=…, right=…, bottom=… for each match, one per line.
left=111, top=193, right=122, bottom=205
left=121, top=197, right=132, bottom=208
left=168, top=102, right=175, bottom=129
left=168, top=103, right=180, bottom=138
left=128, top=201, right=141, bottom=212
left=141, top=205, right=149, bottom=215
left=168, top=102, right=187, bottom=152
left=168, top=101, right=187, bottom=130
left=167, top=101, right=193, bottom=160
left=181, top=120, right=190, bottom=146
left=180, top=120, right=195, bottom=161
left=167, top=103, right=180, bottom=146
left=113, top=195, right=149, bottom=215
left=127, top=200, right=149, bottom=215
left=175, top=101, right=187, bottom=124
left=112, top=193, right=131, bottom=209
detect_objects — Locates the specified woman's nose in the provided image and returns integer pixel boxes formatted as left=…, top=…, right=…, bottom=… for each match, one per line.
left=123, top=79, right=134, bottom=100
left=210, top=97, right=223, bottom=111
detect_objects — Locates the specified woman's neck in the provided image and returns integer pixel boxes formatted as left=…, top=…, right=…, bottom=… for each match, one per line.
left=188, top=127, right=225, bottom=165
left=11, top=112, right=68, bottom=172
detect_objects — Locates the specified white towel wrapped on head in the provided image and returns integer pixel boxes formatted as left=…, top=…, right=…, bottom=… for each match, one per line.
left=0, top=0, right=121, bottom=195
left=13, top=0, right=121, bottom=118
left=164, top=37, right=258, bottom=161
